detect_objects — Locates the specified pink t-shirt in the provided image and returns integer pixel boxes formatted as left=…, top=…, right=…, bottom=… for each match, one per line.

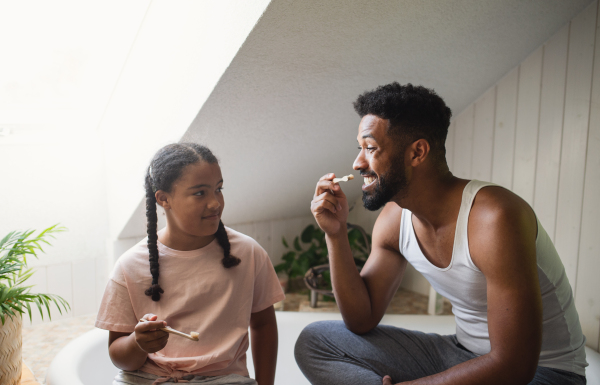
left=95, top=227, right=285, bottom=378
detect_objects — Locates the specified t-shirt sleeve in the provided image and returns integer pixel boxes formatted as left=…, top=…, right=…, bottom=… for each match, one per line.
left=95, top=262, right=138, bottom=333
left=251, top=248, right=285, bottom=313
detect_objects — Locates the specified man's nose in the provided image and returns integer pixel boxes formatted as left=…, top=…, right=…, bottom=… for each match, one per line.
left=353, top=150, right=367, bottom=171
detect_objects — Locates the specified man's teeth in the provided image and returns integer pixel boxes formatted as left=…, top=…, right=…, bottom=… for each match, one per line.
left=364, top=176, right=376, bottom=185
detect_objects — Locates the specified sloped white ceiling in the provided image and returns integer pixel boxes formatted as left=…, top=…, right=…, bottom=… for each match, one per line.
left=121, top=0, right=592, bottom=237
left=182, top=0, right=593, bottom=226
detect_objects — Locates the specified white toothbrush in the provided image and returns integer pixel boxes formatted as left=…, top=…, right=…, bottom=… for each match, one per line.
left=332, top=174, right=354, bottom=183
left=139, top=318, right=199, bottom=341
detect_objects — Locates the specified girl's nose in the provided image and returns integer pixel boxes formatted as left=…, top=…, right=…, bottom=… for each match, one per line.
left=207, top=197, right=221, bottom=210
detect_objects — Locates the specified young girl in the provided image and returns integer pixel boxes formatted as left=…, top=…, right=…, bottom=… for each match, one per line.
left=96, top=143, right=285, bottom=385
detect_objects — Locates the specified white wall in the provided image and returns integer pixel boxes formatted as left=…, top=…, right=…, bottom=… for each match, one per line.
left=0, top=0, right=271, bottom=326
left=0, top=1, right=150, bottom=325
left=0, top=131, right=109, bottom=325
left=449, top=1, right=600, bottom=351
left=100, top=0, right=272, bottom=246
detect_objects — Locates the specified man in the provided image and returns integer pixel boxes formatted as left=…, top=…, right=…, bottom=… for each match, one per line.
left=294, top=83, right=587, bottom=385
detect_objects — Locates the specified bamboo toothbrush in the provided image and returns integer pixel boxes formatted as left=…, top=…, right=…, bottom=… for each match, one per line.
left=332, top=174, right=354, bottom=183
left=139, top=318, right=199, bottom=341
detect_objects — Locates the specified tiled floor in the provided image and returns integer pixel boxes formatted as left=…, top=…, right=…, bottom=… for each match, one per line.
left=22, top=314, right=97, bottom=384
left=282, top=288, right=452, bottom=315
left=21, top=289, right=451, bottom=383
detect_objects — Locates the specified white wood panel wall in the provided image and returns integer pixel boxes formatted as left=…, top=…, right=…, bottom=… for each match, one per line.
left=452, top=104, right=474, bottom=178
left=576, top=0, right=600, bottom=355
left=554, top=1, right=597, bottom=290
left=446, top=120, right=456, bottom=171
left=450, top=1, right=600, bottom=351
left=229, top=216, right=317, bottom=267
left=491, top=67, right=519, bottom=189
left=513, top=48, right=543, bottom=205
left=533, top=25, right=569, bottom=242
left=471, top=88, right=495, bottom=181
left=23, top=257, right=107, bottom=327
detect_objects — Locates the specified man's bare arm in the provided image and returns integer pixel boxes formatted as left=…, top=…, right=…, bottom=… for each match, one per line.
left=311, top=174, right=407, bottom=334
left=384, top=187, right=542, bottom=385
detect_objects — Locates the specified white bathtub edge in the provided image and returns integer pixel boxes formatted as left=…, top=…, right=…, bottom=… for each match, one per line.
left=46, top=328, right=109, bottom=385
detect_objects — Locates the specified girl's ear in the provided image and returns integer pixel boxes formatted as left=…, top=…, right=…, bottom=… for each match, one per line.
left=155, top=190, right=170, bottom=210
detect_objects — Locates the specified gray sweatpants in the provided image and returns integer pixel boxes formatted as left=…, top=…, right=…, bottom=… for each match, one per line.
left=294, top=321, right=586, bottom=385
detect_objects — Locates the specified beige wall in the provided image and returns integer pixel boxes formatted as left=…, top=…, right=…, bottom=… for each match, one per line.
left=448, top=1, right=600, bottom=351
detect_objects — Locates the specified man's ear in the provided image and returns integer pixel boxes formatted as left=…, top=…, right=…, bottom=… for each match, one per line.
left=408, top=139, right=431, bottom=167
left=155, top=190, right=170, bottom=210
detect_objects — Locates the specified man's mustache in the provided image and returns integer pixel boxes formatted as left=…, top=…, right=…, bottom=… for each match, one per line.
left=359, top=170, right=377, bottom=178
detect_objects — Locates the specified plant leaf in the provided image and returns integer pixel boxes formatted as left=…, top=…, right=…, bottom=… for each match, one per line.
left=24, top=302, right=32, bottom=323
left=282, top=251, right=295, bottom=263
left=293, top=236, right=302, bottom=252
left=301, top=225, right=314, bottom=243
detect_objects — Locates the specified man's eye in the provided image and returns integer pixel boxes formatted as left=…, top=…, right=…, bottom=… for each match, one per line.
left=357, top=146, right=376, bottom=153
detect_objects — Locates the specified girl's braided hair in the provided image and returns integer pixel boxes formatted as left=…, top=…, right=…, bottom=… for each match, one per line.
left=144, top=143, right=240, bottom=301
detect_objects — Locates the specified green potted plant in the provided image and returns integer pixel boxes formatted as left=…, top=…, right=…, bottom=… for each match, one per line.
left=274, top=223, right=371, bottom=304
left=0, top=225, right=71, bottom=385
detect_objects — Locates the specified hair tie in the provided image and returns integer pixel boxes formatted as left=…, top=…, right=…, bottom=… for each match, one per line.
left=145, top=284, right=164, bottom=301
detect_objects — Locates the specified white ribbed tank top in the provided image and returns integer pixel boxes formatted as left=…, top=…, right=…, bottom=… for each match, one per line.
left=399, top=180, right=587, bottom=376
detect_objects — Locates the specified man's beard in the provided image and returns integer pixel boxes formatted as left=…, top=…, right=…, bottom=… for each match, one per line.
left=362, top=166, right=408, bottom=211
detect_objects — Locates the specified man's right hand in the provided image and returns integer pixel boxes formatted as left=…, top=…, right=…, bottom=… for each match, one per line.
left=134, top=313, right=169, bottom=353
left=311, top=173, right=349, bottom=236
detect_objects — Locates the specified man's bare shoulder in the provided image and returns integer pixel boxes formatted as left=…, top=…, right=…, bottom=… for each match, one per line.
left=371, top=202, right=403, bottom=253
left=469, top=185, right=537, bottom=269
left=470, top=185, right=535, bottom=226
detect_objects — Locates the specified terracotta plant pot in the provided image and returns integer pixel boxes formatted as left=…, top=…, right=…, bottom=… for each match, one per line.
left=0, top=314, right=22, bottom=385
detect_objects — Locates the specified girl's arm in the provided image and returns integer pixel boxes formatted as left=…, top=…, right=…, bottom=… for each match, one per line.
left=250, top=305, right=278, bottom=385
left=108, top=314, right=169, bottom=371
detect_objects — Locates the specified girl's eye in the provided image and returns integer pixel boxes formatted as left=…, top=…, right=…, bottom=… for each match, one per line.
left=216, top=187, right=223, bottom=193
left=194, top=191, right=205, bottom=196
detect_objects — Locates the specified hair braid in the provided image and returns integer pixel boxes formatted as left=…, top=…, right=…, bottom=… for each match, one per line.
left=143, top=143, right=240, bottom=301
left=144, top=172, right=164, bottom=301
left=216, top=220, right=240, bottom=268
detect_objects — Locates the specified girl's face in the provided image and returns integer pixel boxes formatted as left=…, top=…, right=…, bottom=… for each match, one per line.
left=157, top=161, right=224, bottom=238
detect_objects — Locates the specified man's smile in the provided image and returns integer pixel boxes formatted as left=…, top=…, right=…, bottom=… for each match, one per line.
left=361, top=172, right=378, bottom=190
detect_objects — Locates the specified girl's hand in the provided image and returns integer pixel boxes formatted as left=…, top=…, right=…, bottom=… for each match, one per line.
left=134, top=313, right=169, bottom=353
left=311, top=173, right=349, bottom=236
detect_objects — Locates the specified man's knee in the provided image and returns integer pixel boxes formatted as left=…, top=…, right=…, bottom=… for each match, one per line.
left=294, top=321, right=329, bottom=357
left=294, top=320, right=343, bottom=366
